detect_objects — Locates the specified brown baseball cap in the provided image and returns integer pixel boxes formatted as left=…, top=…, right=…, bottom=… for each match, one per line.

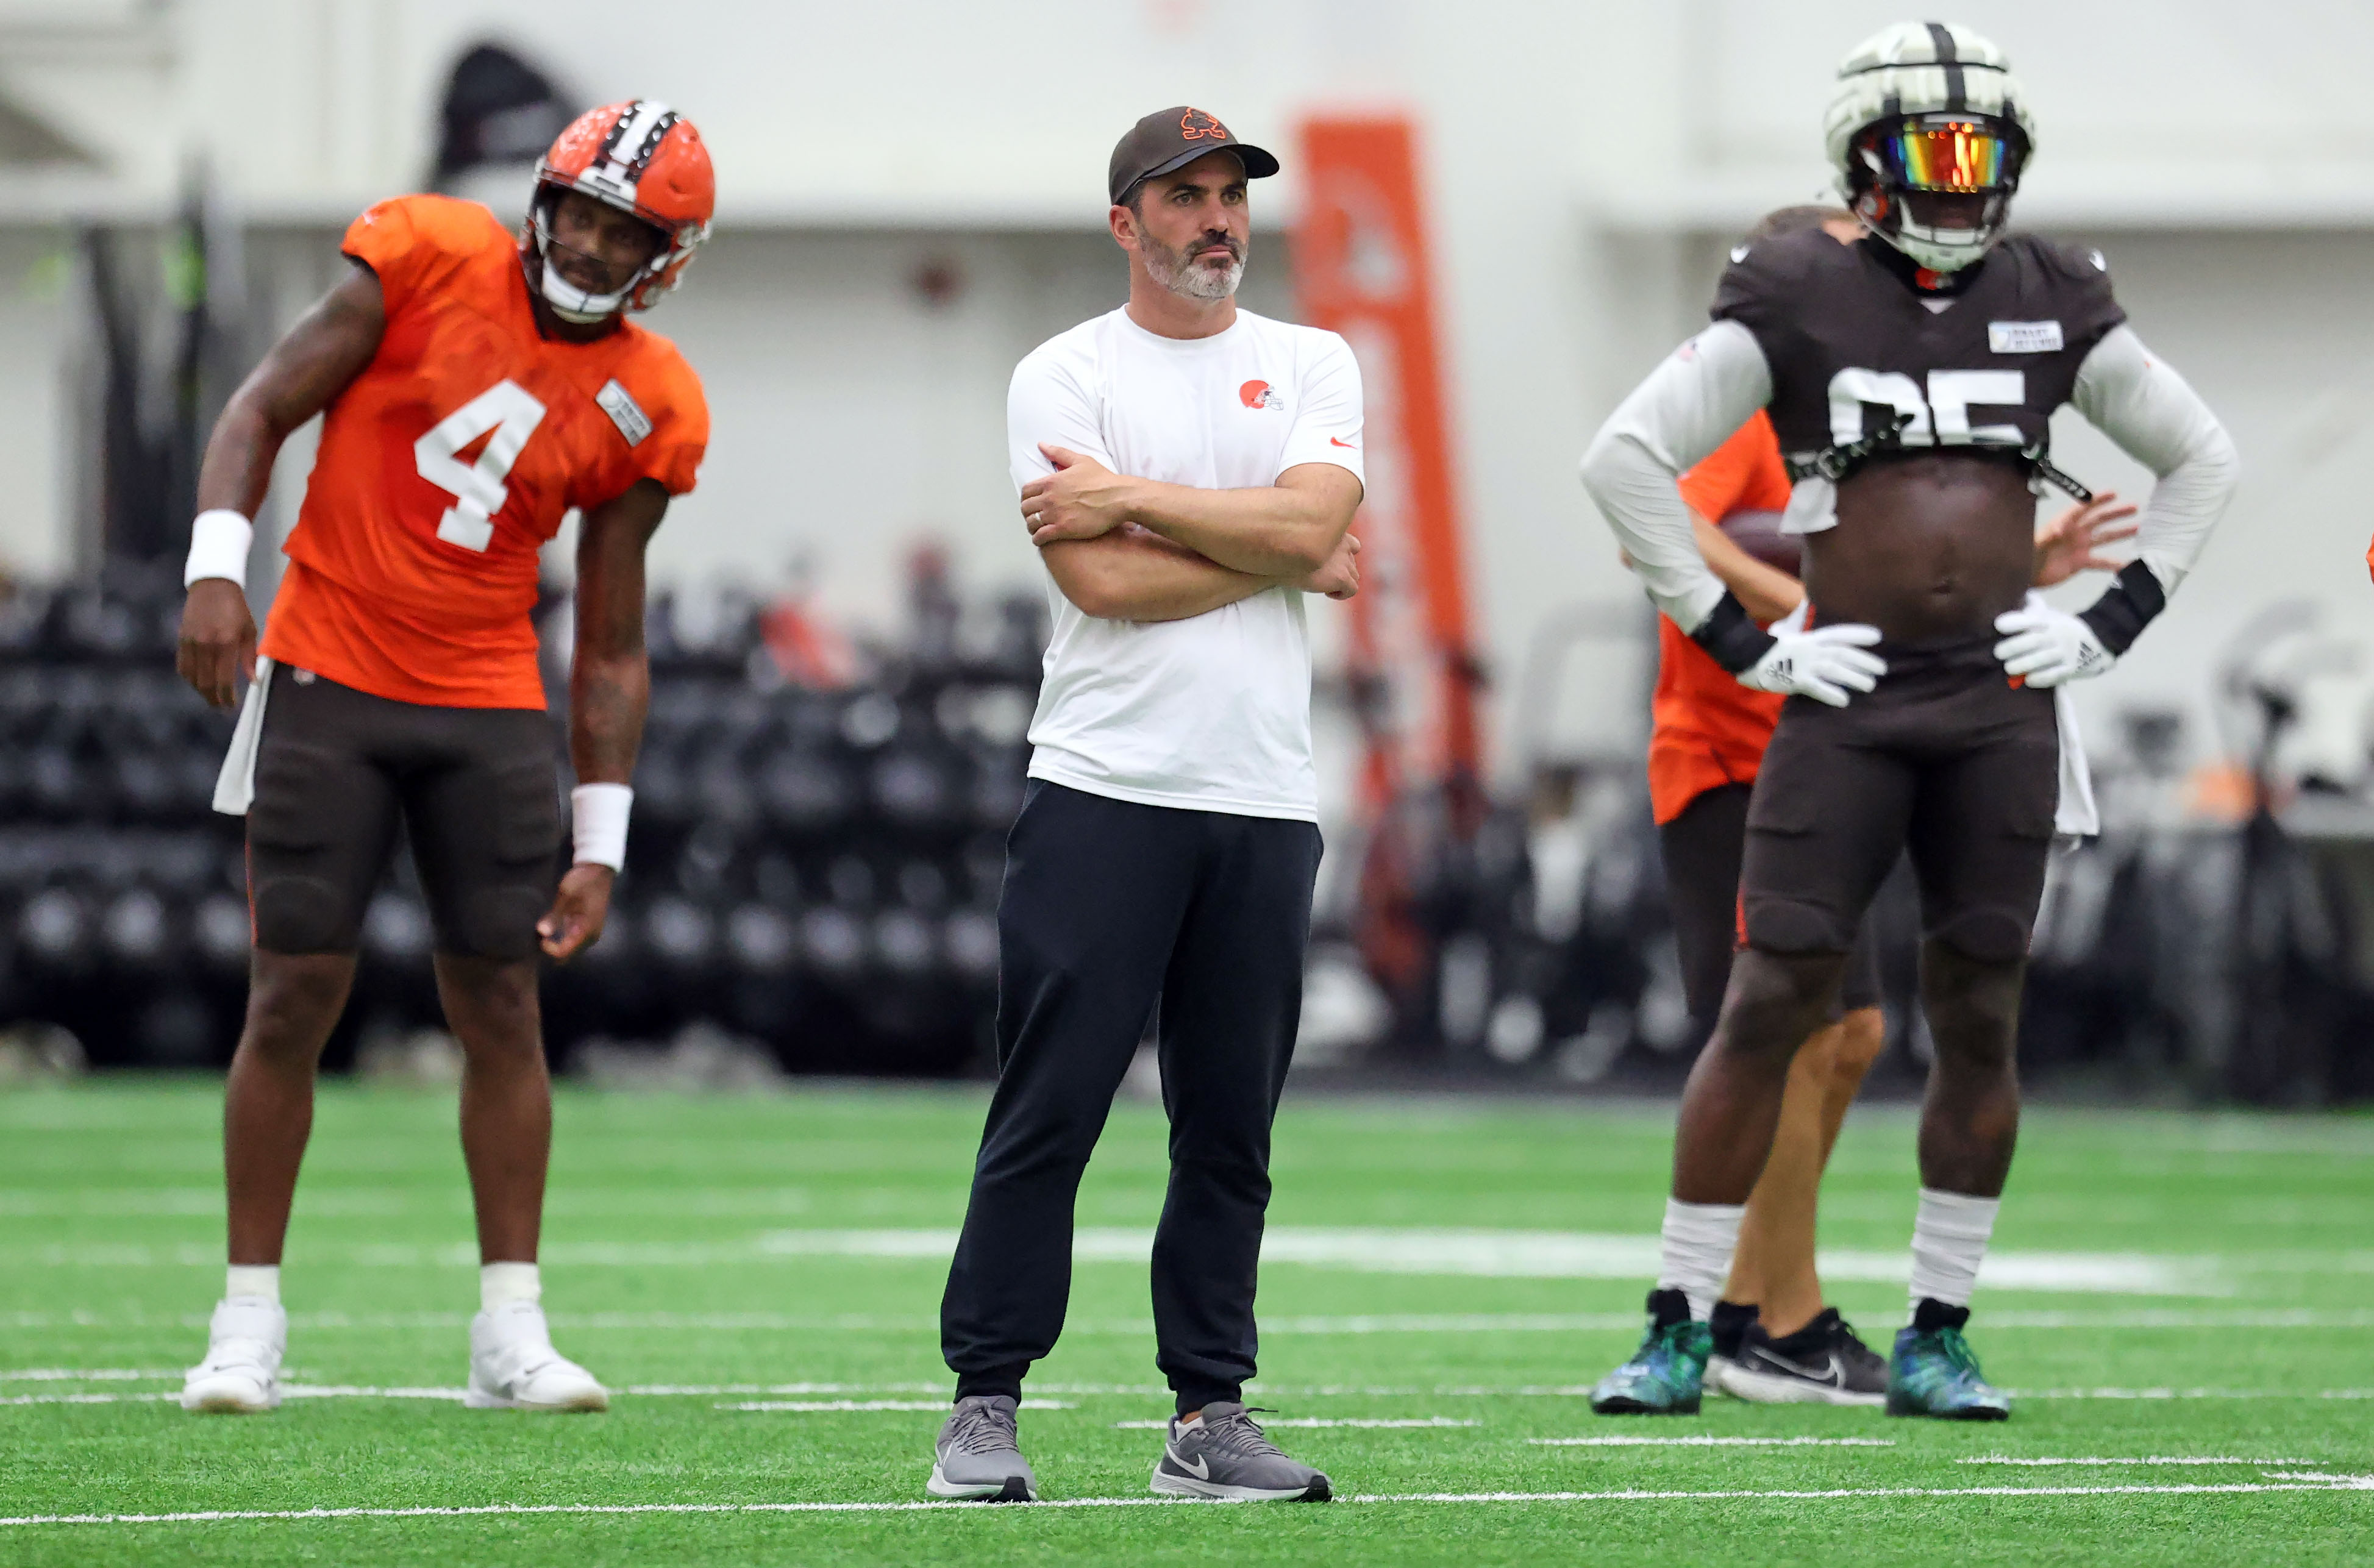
left=1108, top=106, right=1280, bottom=206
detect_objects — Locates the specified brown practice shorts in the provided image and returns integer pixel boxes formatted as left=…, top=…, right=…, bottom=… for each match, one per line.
left=1660, top=781, right=1883, bottom=1026
left=1741, top=637, right=2059, bottom=967
left=246, top=665, right=562, bottom=960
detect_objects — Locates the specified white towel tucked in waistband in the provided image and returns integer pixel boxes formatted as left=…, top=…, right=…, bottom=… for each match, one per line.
left=211, top=657, right=275, bottom=817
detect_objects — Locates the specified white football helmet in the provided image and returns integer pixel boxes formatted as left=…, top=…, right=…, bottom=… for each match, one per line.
left=1825, top=21, right=2035, bottom=275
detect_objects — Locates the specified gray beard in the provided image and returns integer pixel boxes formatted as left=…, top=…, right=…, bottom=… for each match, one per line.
left=1146, top=238, right=1245, bottom=301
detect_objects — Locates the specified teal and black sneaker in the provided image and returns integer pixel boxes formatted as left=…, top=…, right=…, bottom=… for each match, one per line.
left=1590, top=1288, right=1710, bottom=1415
left=1886, top=1299, right=2011, bottom=1420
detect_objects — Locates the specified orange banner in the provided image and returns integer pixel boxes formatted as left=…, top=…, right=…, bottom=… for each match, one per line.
left=1292, top=114, right=1481, bottom=813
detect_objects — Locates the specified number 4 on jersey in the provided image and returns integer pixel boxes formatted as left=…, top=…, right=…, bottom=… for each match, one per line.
left=415, top=380, right=548, bottom=552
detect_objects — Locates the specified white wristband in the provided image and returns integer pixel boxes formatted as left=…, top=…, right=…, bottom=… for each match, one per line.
left=184, top=509, right=254, bottom=590
left=570, top=783, right=633, bottom=871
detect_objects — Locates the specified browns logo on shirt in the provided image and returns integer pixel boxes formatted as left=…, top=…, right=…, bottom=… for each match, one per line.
left=260, top=194, right=708, bottom=710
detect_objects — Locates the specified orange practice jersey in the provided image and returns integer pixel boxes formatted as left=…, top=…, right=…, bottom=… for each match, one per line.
left=260, top=194, right=707, bottom=710
left=1647, top=412, right=1794, bottom=825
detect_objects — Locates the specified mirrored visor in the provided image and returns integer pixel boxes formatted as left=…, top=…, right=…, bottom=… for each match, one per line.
left=1875, top=119, right=2016, bottom=193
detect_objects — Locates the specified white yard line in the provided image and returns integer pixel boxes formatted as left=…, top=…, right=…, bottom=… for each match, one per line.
left=8, top=1230, right=2235, bottom=1295
left=0, top=1369, right=176, bottom=1382
left=719, top=1400, right=1072, bottom=1413
left=1984, top=1309, right=2374, bottom=1330
left=12, top=1377, right=2374, bottom=1406
left=1962, top=1456, right=2307, bottom=1467
left=14, top=1308, right=2374, bottom=1336
left=1110, top=1418, right=1480, bottom=1430
left=747, top=1229, right=2225, bottom=1295
left=20, top=1307, right=2374, bottom=1335
left=4, top=1478, right=2370, bottom=1529
left=1531, top=1436, right=1894, bottom=1447
left=2012, top=1388, right=2374, bottom=1401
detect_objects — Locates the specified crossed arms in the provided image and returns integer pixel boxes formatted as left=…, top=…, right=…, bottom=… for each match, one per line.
left=1020, top=444, right=1364, bottom=621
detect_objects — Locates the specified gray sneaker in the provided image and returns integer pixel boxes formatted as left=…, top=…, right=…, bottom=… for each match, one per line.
left=1149, top=1402, right=1332, bottom=1502
left=927, top=1394, right=1038, bottom=1502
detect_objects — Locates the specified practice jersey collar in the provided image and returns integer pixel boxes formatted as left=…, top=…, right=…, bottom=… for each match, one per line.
left=1858, top=235, right=1987, bottom=301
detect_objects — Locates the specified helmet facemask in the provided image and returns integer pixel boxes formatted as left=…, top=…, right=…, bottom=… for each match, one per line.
left=1848, top=113, right=2026, bottom=276
left=526, top=185, right=672, bottom=324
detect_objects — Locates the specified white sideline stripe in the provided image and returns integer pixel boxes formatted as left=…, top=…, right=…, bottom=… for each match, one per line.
left=1110, top=1418, right=1480, bottom=1430
left=720, top=1400, right=1072, bottom=1413
left=1531, top=1437, right=1894, bottom=1448
left=0, top=1369, right=176, bottom=1382
left=1962, top=1456, right=2306, bottom=1467
left=5, top=1478, right=2372, bottom=1529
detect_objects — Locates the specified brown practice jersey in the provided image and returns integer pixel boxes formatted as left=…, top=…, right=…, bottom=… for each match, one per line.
left=1711, top=229, right=2126, bottom=475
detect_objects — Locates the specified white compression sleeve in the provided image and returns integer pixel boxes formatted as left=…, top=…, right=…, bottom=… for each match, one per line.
left=1656, top=1197, right=1745, bottom=1323
left=225, top=1264, right=280, bottom=1303
left=481, top=1261, right=541, bottom=1311
left=2069, top=325, right=2240, bottom=597
left=1907, top=1188, right=2000, bottom=1314
left=1579, top=320, right=1774, bottom=632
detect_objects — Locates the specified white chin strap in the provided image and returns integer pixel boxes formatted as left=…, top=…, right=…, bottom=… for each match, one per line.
left=1889, top=220, right=1996, bottom=275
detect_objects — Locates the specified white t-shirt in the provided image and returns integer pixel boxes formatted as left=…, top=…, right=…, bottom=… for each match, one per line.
left=1010, top=306, right=1364, bottom=822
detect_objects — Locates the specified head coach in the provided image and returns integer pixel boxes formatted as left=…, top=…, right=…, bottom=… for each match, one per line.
left=929, top=107, right=1366, bottom=1505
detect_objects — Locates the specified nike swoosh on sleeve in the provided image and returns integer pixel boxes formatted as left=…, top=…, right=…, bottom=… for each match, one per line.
left=1330, top=437, right=1357, bottom=448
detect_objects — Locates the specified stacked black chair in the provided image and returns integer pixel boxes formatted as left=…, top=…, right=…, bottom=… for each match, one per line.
left=0, top=566, right=1045, bottom=1076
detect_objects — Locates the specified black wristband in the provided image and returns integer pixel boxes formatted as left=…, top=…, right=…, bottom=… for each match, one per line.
left=2076, top=559, right=2167, bottom=657
left=1689, top=590, right=1777, bottom=675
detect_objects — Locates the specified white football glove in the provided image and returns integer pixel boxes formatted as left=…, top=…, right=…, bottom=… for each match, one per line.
left=1737, top=621, right=1887, bottom=708
left=1992, top=602, right=2114, bottom=687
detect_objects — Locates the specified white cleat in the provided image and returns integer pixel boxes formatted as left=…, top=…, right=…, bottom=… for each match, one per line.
left=465, top=1300, right=610, bottom=1412
left=181, top=1295, right=286, bottom=1414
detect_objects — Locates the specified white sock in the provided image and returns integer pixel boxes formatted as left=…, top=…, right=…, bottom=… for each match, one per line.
left=480, top=1262, right=541, bottom=1313
left=1908, top=1188, right=2000, bottom=1318
left=1656, top=1198, right=1745, bottom=1322
left=225, top=1264, right=279, bottom=1303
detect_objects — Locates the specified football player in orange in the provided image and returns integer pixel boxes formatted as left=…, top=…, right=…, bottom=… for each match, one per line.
left=172, top=101, right=712, bottom=1414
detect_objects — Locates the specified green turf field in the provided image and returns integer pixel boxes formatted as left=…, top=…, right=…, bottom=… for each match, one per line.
left=2, top=1082, right=2369, bottom=1566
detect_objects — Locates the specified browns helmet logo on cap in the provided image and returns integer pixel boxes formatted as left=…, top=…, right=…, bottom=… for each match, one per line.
left=1109, top=105, right=1281, bottom=205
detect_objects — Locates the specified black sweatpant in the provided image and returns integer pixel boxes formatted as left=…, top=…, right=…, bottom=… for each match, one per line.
left=940, top=780, right=1323, bottom=1415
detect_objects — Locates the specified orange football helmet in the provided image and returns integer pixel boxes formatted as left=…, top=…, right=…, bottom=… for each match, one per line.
left=529, top=99, right=714, bottom=320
